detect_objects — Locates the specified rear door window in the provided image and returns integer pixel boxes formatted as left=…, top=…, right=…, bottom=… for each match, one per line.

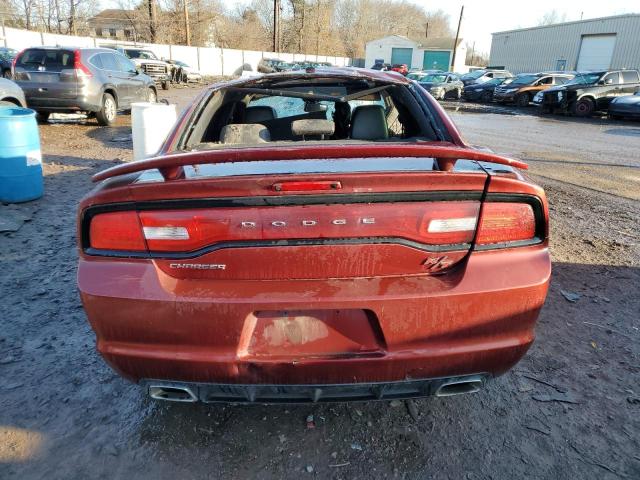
left=538, top=76, right=553, bottom=85
left=621, top=71, right=640, bottom=83
left=99, top=53, right=119, bottom=72
left=16, top=49, right=74, bottom=71
left=115, top=54, right=137, bottom=73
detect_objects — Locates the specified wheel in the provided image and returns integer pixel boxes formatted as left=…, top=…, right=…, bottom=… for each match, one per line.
left=481, top=91, right=493, bottom=103
left=161, top=81, right=169, bottom=90
left=0, top=100, right=18, bottom=106
left=572, top=98, right=594, bottom=117
left=515, top=93, right=530, bottom=107
left=36, top=111, right=51, bottom=123
left=2, top=70, right=11, bottom=79
left=95, top=93, right=117, bottom=126
left=147, top=87, right=157, bottom=103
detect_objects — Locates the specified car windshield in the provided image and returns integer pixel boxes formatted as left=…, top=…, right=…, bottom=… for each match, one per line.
left=565, top=73, right=602, bottom=86
left=484, top=78, right=504, bottom=86
left=509, top=74, right=539, bottom=86
left=461, top=71, right=484, bottom=80
left=125, top=49, right=158, bottom=60
left=420, top=74, right=447, bottom=83
left=174, top=61, right=188, bottom=67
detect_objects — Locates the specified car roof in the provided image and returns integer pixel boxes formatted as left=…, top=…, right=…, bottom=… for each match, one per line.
left=207, top=67, right=412, bottom=91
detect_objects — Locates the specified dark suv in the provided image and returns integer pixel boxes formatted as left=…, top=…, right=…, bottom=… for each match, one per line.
left=1, top=47, right=18, bottom=79
left=13, top=47, right=157, bottom=125
left=540, top=70, right=640, bottom=116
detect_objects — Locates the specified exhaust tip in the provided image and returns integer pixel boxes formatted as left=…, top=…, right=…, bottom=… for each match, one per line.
left=435, top=377, right=484, bottom=397
left=149, top=384, right=198, bottom=403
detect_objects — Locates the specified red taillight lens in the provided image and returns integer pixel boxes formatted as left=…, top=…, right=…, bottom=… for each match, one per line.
left=476, top=202, right=537, bottom=245
left=74, top=50, right=93, bottom=77
left=89, top=212, right=146, bottom=251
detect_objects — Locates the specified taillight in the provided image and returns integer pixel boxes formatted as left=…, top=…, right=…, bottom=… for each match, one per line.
left=11, top=50, right=24, bottom=75
left=74, top=50, right=93, bottom=78
left=476, top=202, right=537, bottom=246
left=89, top=212, right=146, bottom=251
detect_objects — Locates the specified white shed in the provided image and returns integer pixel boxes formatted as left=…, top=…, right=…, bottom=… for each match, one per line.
left=365, top=35, right=467, bottom=72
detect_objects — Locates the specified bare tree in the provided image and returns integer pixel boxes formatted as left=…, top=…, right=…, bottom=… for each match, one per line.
left=537, top=9, right=568, bottom=26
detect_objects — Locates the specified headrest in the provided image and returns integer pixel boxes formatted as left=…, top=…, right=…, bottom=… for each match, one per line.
left=220, top=124, right=271, bottom=144
left=350, top=105, right=389, bottom=140
left=245, top=105, right=277, bottom=123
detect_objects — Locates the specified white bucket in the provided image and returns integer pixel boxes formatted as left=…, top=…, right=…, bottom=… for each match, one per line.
left=131, top=102, right=177, bottom=161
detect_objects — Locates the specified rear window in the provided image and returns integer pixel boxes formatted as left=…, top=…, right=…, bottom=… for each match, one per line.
left=622, top=71, right=640, bottom=83
left=16, top=49, right=74, bottom=71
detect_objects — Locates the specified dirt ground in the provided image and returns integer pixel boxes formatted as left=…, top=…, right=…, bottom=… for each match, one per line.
left=1, top=87, right=639, bottom=479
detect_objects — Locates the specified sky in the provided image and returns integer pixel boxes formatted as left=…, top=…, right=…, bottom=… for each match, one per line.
left=102, top=0, right=639, bottom=54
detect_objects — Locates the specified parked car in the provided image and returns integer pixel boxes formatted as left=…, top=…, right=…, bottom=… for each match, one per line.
left=460, top=69, right=512, bottom=86
left=167, top=60, right=202, bottom=83
left=78, top=68, right=550, bottom=404
left=463, top=77, right=512, bottom=102
left=406, top=69, right=442, bottom=80
left=609, top=92, right=640, bottom=120
left=493, top=72, right=575, bottom=107
left=105, top=46, right=171, bottom=90
left=390, top=64, right=408, bottom=75
left=13, top=47, right=158, bottom=126
left=0, top=47, right=18, bottom=79
left=540, top=70, right=640, bottom=116
left=414, top=72, right=464, bottom=100
left=0, top=77, right=26, bottom=107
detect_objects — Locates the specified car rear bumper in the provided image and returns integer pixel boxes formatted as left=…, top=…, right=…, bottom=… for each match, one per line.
left=142, top=374, right=489, bottom=403
left=79, top=245, right=550, bottom=386
left=25, top=96, right=101, bottom=112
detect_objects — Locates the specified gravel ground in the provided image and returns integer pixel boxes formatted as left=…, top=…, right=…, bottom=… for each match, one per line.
left=1, top=89, right=639, bottom=479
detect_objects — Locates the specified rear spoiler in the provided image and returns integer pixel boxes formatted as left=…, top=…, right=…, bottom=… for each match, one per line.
left=92, top=143, right=528, bottom=183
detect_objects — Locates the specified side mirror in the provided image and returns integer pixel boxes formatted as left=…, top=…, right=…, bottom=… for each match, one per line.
left=604, top=78, right=614, bottom=85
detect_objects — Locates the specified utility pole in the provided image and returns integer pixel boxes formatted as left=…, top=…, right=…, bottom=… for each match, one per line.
left=273, top=0, right=280, bottom=53
left=148, top=0, right=158, bottom=43
left=425, top=22, right=428, bottom=38
left=470, top=40, right=475, bottom=66
left=183, top=0, right=191, bottom=46
left=451, top=5, right=464, bottom=70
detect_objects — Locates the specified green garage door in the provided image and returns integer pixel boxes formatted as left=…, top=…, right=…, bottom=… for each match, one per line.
left=423, top=50, right=451, bottom=71
left=391, top=48, right=413, bottom=67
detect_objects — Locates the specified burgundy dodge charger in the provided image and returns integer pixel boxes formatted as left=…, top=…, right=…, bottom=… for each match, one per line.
left=77, top=68, right=550, bottom=403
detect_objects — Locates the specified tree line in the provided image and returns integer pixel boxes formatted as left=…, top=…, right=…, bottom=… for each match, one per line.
left=2, top=0, right=455, bottom=58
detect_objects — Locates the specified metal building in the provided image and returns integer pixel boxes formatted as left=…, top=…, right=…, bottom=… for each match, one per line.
left=490, top=14, right=640, bottom=73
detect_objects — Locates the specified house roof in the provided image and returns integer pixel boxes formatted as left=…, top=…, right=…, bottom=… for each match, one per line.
left=89, top=9, right=139, bottom=27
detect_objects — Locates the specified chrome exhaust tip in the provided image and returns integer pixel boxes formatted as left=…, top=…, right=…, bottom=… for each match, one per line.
left=435, top=376, right=484, bottom=397
left=148, top=384, right=198, bottom=403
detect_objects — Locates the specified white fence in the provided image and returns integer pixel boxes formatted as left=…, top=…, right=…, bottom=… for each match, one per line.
left=0, top=26, right=352, bottom=76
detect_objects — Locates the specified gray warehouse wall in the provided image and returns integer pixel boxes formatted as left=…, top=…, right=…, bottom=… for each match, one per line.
left=489, top=15, right=640, bottom=73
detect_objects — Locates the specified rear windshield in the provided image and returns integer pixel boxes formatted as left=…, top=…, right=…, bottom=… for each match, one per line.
left=125, top=49, right=158, bottom=60
left=16, top=49, right=74, bottom=71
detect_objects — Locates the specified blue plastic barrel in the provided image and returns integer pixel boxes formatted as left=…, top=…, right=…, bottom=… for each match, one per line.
left=0, top=107, right=43, bottom=203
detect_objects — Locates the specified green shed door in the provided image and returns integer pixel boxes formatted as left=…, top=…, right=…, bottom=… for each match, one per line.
left=423, top=50, right=451, bottom=71
left=391, top=48, right=413, bottom=67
